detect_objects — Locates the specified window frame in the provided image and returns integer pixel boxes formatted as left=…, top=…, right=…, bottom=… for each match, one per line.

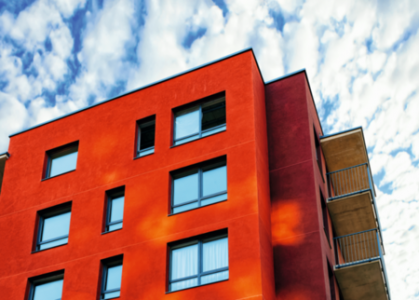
left=168, top=231, right=229, bottom=292
left=44, top=142, right=79, bottom=179
left=320, top=189, right=331, bottom=247
left=170, top=157, right=227, bottom=214
left=35, top=202, right=72, bottom=252
left=136, top=116, right=156, bottom=158
left=104, top=187, right=125, bottom=233
left=100, top=255, right=123, bottom=300
left=172, top=93, right=226, bottom=146
left=28, top=270, right=64, bottom=300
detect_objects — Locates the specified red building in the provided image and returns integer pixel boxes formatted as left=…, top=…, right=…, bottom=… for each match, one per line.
left=0, top=49, right=390, bottom=300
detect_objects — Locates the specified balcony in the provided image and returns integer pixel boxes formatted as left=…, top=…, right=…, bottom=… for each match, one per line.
left=334, top=229, right=391, bottom=300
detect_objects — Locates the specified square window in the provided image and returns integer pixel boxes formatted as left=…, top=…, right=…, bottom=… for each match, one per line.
left=169, top=232, right=228, bottom=292
left=104, top=187, right=125, bottom=233
left=173, top=94, right=226, bottom=146
left=137, top=116, right=155, bottom=157
left=36, top=203, right=71, bottom=251
left=171, top=158, right=227, bottom=214
left=45, top=142, right=78, bottom=179
left=28, top=270, right=64, bottom=300
left=101, top=256, right=123, bottom=299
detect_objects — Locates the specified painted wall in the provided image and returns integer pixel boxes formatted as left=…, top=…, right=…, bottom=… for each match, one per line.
left=0, top=51, right=274, bottom=300
left=266, top=72, right=339, bottom=300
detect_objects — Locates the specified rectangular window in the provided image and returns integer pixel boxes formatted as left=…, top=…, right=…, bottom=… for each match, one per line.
left=173, top=94, right=226, bottom=146
left=101, top=256, right=123, bottom=299
left=171, top=158, right=227, bottom=214
left=45, top=142, right=78, bottom=179
left=137, top=116, right=155, bottom=157
left=28, top=270, right=64, bottom=300
left=169, top=232, right=228, bottom=292
left=328, top=260, right=336, bottom=300
left=320, top=190, right=330, bottom=243
left=36, top=203, right=71, bottom=251
left=104, top=187, right=125, bottom=233
left=314, top=128, right=322, bottom=174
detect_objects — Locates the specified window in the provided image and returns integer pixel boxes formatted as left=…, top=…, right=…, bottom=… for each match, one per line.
left=173, top=94, right=226, bottom=146
left=171, top=158, right=227, bottom=214
left=320, top=190, right=330, bottom=244
left=328, top=260, right=336, bottom=300
left=28, top=270, right=64, bottom=300
left=314, top=128, right=322, bottom=174
left=137, top=116, right=155, bottom=157
left=45, top=142, right=78, bottom=178
left=101, top=256, right=123, bottom=299
left=104, top=187, right=125, bottom=233
left=36, top=203, right=71, bottom=251
left=169, top=232, right=228, bottom=292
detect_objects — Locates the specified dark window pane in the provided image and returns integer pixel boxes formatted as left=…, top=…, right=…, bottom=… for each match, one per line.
left=202, top=100, right=226, bottom=131
left=33, top=279, right=63, bottom=300
left=139, top=123, right=155, bottom=150
left=50, top=151, right=77, bottom=177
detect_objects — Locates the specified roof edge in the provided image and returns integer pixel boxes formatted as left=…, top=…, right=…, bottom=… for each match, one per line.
left=0, top=152, right=10, bottom=159
left=10, top=48, right=259, bottom=138
left=320, top=126, right=363, bottom=139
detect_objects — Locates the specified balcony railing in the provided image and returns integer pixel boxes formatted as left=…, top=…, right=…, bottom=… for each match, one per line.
left=334, top=229, right=391, bottom=299
left=327, top=163, right=372, bottom=199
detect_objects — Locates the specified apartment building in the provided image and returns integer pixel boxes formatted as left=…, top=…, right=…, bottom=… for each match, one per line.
left=0, top=49, right=390, bottom=300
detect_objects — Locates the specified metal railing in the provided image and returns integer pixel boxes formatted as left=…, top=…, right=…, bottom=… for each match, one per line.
left=327, top=163, right=385, bottom=253
left=334, top=229, right=391, bottom=299
left=327, top=163, right=372, bottom=199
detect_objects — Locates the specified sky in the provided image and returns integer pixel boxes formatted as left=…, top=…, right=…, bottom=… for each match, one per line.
left=0, top=0, right=418, bottom=298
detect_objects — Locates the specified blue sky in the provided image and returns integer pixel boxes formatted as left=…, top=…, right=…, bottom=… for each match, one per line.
left=1, top=0, right=419, bottom=298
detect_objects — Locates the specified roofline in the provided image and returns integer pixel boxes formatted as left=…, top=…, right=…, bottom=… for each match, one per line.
left=10, top=48, right=264, bottom=138
left=319, top=126, right=363, bottom=139
left=266, top=69, right=324, bottom=135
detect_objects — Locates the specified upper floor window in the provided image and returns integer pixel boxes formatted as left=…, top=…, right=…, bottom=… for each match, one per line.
left=45, top=142, right=78, bottom=179
left=104, top=187, right=125, bottom=233
left=171, top=157, right=227, bottom=214
left=28, top=271, right=64, bottom=300
left=169, top=232, right=229, bottom=292
left=314, top=128, right=322, bottom=173
left=137, top=116, right=155, bottom=157
left=173, top=94, right=226, bottom=146
left=101, top=256, right=123, bottom=299
left=36, top=203, right=71, bottom=251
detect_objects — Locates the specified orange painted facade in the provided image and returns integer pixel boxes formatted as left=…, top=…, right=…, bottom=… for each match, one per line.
left=0, top=50, right=337, bottom=300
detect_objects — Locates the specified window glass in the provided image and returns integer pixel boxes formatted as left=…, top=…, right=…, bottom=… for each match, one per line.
left=40, top=212, right=71, bottom=250
left=104, top=265, right=122, bottom=299
left=50, top=152, right=78, bottom=177
left=33, top=279, right=63, bottom=300
left=202, top=100, right=226, bottom=132
left=169, top=235, right=228, bottom=292
left=175, top=108, right=200, bottom=142
left=108, top=196, right=124, bottom=231
left=173, top=172, right=199, bottom=206
left=202, top=166, right=227, bottom=197
left=138, top=119, right=155, bottom=157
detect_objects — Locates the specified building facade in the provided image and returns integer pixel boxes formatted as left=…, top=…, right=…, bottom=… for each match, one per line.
left=0, top=49, right=390, bottom=300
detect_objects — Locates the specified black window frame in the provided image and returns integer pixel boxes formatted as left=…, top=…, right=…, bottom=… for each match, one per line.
left=313, top=128, right=323, bottom=177
left=170, top=157, right=227, bottom=214
left=35, top=202, right=72, bottom=252
left=104, top=187, right=125, bottom=233
left=168, top=230, right=229, bottom=292
left=172, top=93, right=226, bottom=146
left=320, top=189, right=331, bottom=247
left=44, top=141, right=79, bottom=179
left=28, top=270, right=64, bottom=300
left=100, top=255, right=123, bottom=300
left=136, top=116, right=156, bottom=158
left=327, top=259, right=336, bottom=300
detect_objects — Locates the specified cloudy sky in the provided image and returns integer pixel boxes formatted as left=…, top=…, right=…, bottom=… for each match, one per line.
left=0, top=0, right=418, bottom=298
